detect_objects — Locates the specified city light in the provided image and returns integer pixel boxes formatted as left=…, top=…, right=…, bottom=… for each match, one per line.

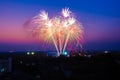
left=104, top=51, right=109, bottom=54
left=62, top=51, right=68, bottom=55
left=27, top=52, right=35, bottom=55
left=31, top=52, right=35, bottom=55
left=27, top=52, right=30, bottom=55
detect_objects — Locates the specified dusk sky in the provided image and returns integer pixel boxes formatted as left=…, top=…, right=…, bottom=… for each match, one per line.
left=0, top=0, right=120, bottom=52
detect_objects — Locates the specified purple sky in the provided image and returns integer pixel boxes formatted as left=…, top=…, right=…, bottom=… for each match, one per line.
left=0, top=0, right=120, bottom=51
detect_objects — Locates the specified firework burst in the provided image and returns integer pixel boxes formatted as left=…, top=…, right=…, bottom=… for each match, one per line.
left=25, top=8, right=83, bottom=56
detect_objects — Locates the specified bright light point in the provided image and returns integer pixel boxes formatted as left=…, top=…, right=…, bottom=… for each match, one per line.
left=31, top=52, right=35, bottom=55
left=63, top=21, right=69, bottom=27
left=62, top=8, right=71, bottom=17
left=62, top=51, right=68, bottom=55
left=104, top=51, right=109, bottom=54
left=46, top=20, right=52, bottom=27
left=27, top=52, right=30, bottom=55
left=40, top=11, right=48, bottom=20
left=68, top=17, right=75, bottom=25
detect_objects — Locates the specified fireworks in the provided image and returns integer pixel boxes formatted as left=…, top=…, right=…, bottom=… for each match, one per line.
left=25, top=8, right=83, bottom=56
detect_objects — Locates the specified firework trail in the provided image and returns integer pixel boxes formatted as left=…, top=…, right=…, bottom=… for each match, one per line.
left=24, top=8, right=83, bottom=56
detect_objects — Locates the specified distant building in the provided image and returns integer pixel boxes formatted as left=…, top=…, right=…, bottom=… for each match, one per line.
left=0, top=57, right=12, bottom=75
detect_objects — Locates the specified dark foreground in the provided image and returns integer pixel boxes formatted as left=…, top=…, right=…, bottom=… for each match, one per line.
left=0, top=52, right=120, bottom=80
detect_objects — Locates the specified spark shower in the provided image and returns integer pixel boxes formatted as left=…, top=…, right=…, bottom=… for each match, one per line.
left=25, top=8, right=83, bottom=56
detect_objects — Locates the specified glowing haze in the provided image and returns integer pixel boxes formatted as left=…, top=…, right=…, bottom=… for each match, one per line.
left=0, top=0, right=120, bottom=52
left=25, top=8, right=83, bottom=56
